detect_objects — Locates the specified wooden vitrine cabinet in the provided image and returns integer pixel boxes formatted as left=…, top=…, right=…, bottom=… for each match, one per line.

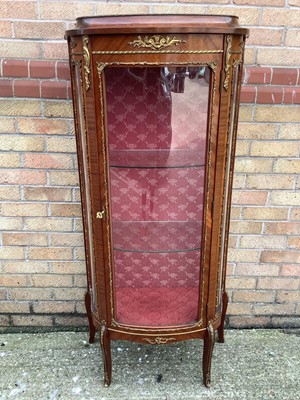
left=66, top=15, right=248, bottom=387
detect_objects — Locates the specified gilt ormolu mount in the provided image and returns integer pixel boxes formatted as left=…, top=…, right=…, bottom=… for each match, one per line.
left=66, top=15, right=248, bottom=387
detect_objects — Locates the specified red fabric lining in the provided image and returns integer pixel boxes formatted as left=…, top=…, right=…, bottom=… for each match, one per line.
left=116, top=287, right=200, bottom=326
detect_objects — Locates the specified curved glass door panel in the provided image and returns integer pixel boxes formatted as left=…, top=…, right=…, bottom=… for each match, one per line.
left=105, top=66, right=211, bottom=326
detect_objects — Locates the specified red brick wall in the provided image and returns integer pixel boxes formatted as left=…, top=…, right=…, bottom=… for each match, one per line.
left=0, top=0, right=299, bottom=330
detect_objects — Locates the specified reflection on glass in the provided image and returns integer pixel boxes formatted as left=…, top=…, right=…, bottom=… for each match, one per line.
left=105, top=66, right=210, bottom=326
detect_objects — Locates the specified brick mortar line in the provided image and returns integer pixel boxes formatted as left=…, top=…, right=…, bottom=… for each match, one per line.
left=282, top=85, right=287, bottom=103
left=282, top=23, right=288, bottom=47
left=0, top=154, right=77, bottom=158
left=1, top=214, right=82, bottom=219
left=0, top=310, right=85, bottom=314
left=2, top=78, right=70, bottom=83
left=296, top=68, right=300, bottom=86
left=0, top=202, right=83, bottom=207
left=2, top=233, right=84, bottom=236
left=244, top=84, right=300, bottom=86
left=247, top=44, right=300, bottom=49
left=0, top=115, right=72, bottom=120
left=239, top=121, right=300, bottom=124
left=0, top=199, right=80, bottom=203
left=0, top=185, right=78, bottom=191
left=0, top=97, right=70, bottom=102
left=0, top=38, right=67, bottom=43
left=37, top=0, right=41, bottom=20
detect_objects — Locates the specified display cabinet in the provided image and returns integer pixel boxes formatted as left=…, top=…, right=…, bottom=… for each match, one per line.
left=66, top=15, right=248, bottom=387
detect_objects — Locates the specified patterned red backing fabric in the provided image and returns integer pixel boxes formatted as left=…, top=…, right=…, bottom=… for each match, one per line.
left=105, top=67, right=209, bottom=326
left=116, top=287, right=200, bottom=326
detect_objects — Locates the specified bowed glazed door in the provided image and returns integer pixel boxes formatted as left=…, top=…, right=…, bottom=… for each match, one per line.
left=106, top=65, right=210, bottom=327
left=94, top=54, right=221, bottom=330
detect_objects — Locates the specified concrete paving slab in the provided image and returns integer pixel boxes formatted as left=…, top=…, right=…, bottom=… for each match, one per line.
left=0, top=329, right=299, bottom=400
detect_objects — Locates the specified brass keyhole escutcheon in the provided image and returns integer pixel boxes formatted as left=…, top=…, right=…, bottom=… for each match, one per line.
left=96, top=210, right=105, bottom=219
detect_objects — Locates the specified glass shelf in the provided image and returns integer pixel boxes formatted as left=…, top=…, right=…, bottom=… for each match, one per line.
left=109, top=149, right=206, bottom=169
left=112, top=220, right=202, bottom=253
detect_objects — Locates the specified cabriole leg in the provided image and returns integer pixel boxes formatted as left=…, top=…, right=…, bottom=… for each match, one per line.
left=217, top=291, right=228, bottom=343
left=202, top=320, right=215, bottom=388
left=84, top=291, right=96, bottom=344
left=100, top=321, right=112, bottom=387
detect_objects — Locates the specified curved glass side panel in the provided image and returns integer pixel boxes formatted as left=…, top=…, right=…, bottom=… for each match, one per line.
left=217, top=63, right=240, bottom=310
left=74, top=63, right=97, bottom=312
left=105, top=66, right=211, bottom=326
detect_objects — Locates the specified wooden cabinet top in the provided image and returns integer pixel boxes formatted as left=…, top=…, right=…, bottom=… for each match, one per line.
left=65, top=15, right=249, bottom=36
